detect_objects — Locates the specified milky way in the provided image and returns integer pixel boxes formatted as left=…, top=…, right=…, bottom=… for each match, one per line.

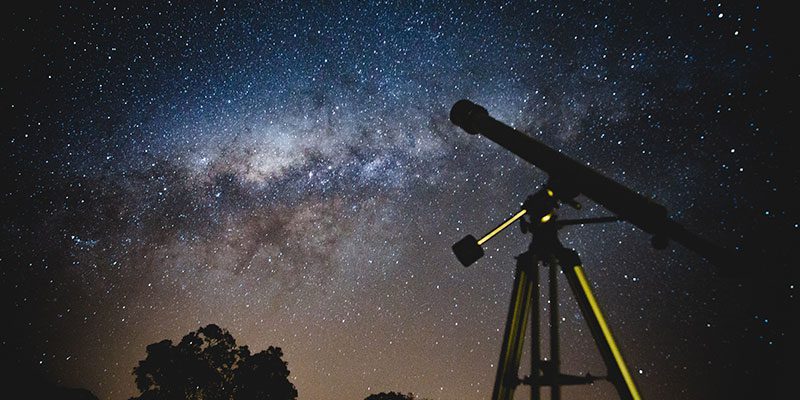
left=3, top=2, right=795, bottom=400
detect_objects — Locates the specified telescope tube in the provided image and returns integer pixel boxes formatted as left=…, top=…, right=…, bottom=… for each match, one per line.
left=450, top=99, right=736, bottom=270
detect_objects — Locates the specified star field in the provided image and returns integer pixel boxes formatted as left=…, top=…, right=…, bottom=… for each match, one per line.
left=2, top=2, right=795, bottom=399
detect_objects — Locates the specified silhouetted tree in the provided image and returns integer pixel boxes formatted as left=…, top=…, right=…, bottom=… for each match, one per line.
left=131, top=324, right=297, bottom=400
left=364, top=392, right=416, bottom=400
left=234, top=347, right=298, bottom=400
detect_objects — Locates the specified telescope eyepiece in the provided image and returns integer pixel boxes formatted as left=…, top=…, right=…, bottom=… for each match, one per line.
left=450, top=99, right=488, bottom=135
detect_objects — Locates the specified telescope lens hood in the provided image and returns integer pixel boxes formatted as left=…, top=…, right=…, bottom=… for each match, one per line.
left=450, top=99, right=488, bottom=135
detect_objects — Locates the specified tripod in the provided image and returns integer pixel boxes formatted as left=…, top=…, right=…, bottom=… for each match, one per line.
left=454, top=187, right=642, bottom=400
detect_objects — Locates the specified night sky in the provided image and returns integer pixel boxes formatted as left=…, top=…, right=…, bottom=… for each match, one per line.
left=2, top=1, right=796, bottom=400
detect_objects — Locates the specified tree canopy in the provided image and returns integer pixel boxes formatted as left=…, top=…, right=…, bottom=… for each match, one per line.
left=131, top=324, right=297, bottom=400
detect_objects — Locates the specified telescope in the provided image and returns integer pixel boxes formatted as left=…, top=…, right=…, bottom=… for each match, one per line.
left=450, top=99, right=738, bottom=271
left=448, top=100, right=742, bottom=400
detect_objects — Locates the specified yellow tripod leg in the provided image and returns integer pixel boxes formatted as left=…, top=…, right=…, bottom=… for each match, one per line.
left=492, top=254, right=538, bottom=400
left=567, top=264, right=641, bottom=400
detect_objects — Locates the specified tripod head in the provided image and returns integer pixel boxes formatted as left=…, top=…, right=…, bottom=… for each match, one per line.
left=453, top=183, right=621, bottom=267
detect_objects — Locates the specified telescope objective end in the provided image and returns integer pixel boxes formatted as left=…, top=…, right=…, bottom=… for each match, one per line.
left=450, top=99, right=488, bottom=135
